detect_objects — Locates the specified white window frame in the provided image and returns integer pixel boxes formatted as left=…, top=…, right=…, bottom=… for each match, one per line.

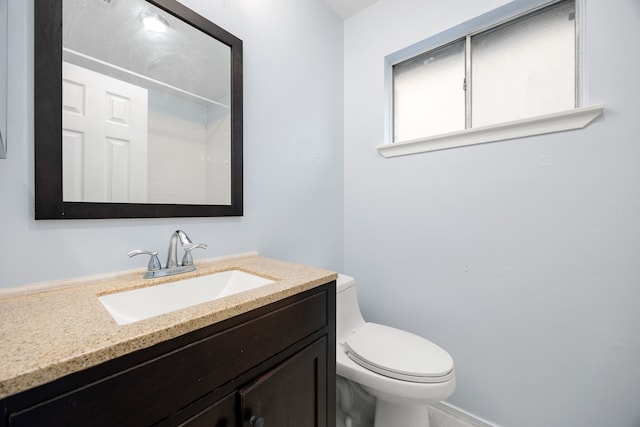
left=378, top=0, right=603, bottom=158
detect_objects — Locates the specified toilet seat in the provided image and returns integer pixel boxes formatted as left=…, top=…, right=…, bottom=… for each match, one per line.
left=344, top=323, right=454, bottom=383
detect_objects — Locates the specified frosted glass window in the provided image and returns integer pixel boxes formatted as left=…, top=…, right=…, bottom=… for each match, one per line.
left=391, top=0, right=576, bottom=143
left=471, top=1, right=576, bottom=127
left=393, top=40, right=466, bottom=142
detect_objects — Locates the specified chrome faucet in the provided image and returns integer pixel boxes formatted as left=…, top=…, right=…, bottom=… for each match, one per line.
left=129, top=230, right=207, bottom=279
left=166, top=230, right=207, bottom=269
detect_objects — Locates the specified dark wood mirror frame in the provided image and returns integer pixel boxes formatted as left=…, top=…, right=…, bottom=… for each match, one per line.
left=34, top=0, right=243, bottom=219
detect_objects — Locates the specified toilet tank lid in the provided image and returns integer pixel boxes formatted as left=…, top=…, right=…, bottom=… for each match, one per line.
left=337, top=274, right=356, bottom=293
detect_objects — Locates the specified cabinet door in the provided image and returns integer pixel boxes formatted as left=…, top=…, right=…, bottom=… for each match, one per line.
left=239, top=338, right=327, bottom=427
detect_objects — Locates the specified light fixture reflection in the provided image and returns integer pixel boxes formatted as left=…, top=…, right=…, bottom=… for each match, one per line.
left=139, top=12, right=169, bottom=32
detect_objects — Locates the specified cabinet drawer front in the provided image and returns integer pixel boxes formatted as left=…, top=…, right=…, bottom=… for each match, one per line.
left=8, top=290, right=328, bottom=427
left=179, top=392, right=236, bottom=427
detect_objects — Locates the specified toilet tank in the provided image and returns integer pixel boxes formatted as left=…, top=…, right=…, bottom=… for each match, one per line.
left=336, top=274, right=366, bottom=343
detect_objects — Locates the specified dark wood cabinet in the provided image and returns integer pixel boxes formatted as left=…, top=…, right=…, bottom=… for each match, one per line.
left=0, top=282, right=336, bottom=427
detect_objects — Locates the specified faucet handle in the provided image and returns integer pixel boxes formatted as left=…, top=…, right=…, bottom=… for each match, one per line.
left=128, top=250, right=162, bottom=272
left=181, top=243, right=207, bottom=266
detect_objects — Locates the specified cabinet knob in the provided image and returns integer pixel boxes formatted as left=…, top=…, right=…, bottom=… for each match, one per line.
left=249, top=415, right=265, bottom=427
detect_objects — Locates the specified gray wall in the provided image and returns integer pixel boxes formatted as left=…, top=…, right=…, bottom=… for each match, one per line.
left=344, top=0, right=640, bottom=426
left=0, top=0, right=344, bottom=287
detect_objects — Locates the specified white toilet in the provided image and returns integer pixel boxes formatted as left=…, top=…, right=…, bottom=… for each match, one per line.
left=336, top=274, right=456, bottom=427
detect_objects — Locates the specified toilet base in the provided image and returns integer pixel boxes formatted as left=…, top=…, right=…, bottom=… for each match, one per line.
left=374, top=399, right=430, bottom=427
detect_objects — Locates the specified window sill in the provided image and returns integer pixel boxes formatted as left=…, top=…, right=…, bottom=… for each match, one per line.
left=377, top=105, right=604, bottom=158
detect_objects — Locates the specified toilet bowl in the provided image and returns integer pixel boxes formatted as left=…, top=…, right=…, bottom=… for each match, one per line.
left=336, top=274, right=455, bottom=427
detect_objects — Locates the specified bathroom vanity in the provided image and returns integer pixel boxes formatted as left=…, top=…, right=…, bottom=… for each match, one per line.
left=0, top=255, right=336, bottom=426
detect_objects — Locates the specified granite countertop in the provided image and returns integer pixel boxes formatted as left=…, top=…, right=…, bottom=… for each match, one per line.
left=0, top=253, right=337, bottom=399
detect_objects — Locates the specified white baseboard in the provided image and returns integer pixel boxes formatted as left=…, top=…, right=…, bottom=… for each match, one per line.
left=428, top=402, right=500, bottom=427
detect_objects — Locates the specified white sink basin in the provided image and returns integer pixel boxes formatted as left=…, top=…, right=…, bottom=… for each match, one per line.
left=99, top=270, right=275, bottom=325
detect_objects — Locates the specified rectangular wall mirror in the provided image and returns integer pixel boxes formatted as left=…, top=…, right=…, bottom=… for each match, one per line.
left=34, top=0, right=243, bottom=219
